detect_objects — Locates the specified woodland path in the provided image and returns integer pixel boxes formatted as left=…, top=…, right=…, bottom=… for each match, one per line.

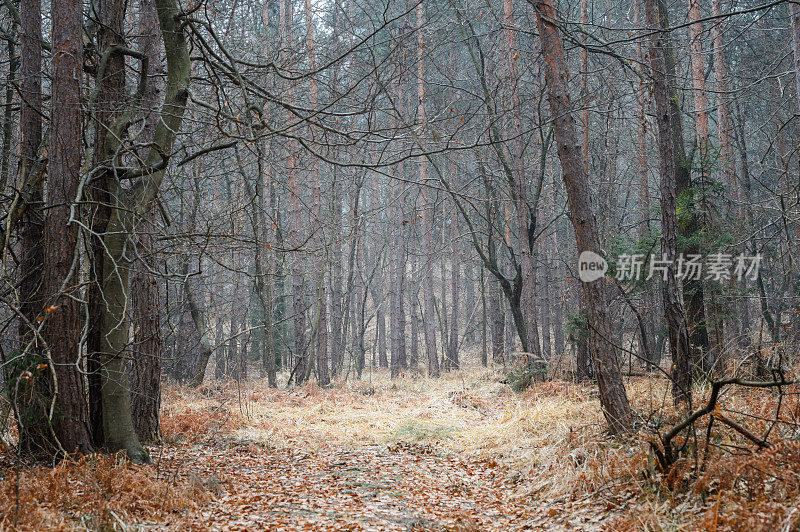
left=155, top=375, right=624, bottom=531
left=166, top=439, right=612, bottom=531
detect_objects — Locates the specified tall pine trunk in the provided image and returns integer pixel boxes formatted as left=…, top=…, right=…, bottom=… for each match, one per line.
left=41, top=0, right=93, bottom=456
left=532, top=0, right=633, bottom=433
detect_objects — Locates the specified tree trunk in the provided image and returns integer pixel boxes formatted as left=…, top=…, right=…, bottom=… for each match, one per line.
left=786, top=3, right=800, bottom=339
left=40, top=0, right=93, bottom=456
left=575, top=298, right=592, bottom=381
left=15, top=0, right=50, bottom=456
left=0, top=17, right=15, bottom=188
left=86, top=0, right=128, bottom=450
left=643, top=0, right=693, bottom=405
left=687, top=0, right=721, bottom=367
left=464, top=261, right=476, bottom=345
left=130, top=217, right=162, bottom=443
left=389, top=170, right=404, bottom=378
left=417, top=0, right=439, bottom=378
left=490, top=279, right=505, bottom=363
left=538, top=240, right=553, bottom=361
left=480, top=268, right=488, bottom=366
left=634, top=0, right=658, bottom=369
left=214, top=308, right=227, bottom=379
left=409, top=269, right=421, bottom=369
left=547, top=184, right=565, bottom=360
left=532, top=0, right=632, bottom=433
left=355, top=230, right=367, bottom=376
left=304, top=0, right=329, bottom=387
left=330, top=171, right=344, bottom=377
left=129, top=0, right=164, bottom=444
left=447, top=219, right=460, bottom=370
left=504, top=0, right=541, bottom=359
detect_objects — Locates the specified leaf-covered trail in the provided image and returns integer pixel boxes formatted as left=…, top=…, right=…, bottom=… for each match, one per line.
left=172, top=440, right=543, bottom=530
left=156, top=371, right=628, bottom=530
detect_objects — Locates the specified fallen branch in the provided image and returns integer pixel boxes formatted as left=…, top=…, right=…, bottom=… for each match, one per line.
left=713, top=413, right=770, bottom=449
left=651, top=376, right=793, bottom=470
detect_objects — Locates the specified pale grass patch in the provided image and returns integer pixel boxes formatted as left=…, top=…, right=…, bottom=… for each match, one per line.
left=163, top=367, right=800, bottom=529
left=170, top=366, right=653, bottom=501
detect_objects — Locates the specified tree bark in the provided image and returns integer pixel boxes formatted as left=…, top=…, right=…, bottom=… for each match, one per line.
left=417, top=0, right=439, bottom=378
left=532, top=0, right=633, bottom=433
left=98, top=0, right=190, bottom=459
left=687, top=0, right=722, bottom=364
left=86, top=0, right=135, bottom=449
left=538, top=239, right=553, bottom=361
left=304, top=0, right=329, bottom=387
left=446, top=217, right=460, bottom=370
left=129, top=0, right=164, bottom=444
left=13, top=0, right=50, bottom=457
left=0, top=17, right=15, bottom=189
left=634, top=0, right=658, bottom=369
left=40, top=0, right=93, bottom=456
left=490, top=279, right=505, bottom=363
left=130, top=216, right=162, bottom=443
left=409, top=267, right=421, bottom=370
left=644, top=0, right=693, bottom=405
left=503, top=0, right=541, bottom=360
left=480, top=268, right=488, bottom=366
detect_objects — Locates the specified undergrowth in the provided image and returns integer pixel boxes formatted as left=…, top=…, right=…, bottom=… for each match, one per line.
left=0, top=363, right=798, bottom=530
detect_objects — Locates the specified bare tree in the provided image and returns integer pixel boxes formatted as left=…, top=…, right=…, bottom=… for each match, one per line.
left=532, top=0, right=633, bottom=434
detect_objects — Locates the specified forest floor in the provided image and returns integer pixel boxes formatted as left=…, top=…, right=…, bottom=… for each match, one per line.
left=2, top=360, right=799, bottom=531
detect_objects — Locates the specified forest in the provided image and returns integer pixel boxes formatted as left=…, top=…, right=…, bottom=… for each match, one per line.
left=0, top=0, right=798, bottom=529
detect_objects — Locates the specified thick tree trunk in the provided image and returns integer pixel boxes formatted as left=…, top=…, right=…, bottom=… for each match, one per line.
left=99, top=212, right=147, bottom=460
left=17, top=0, right=42, bottom=331
left=86, top=0, right=128, bottom=449
left=0, top=18, right=15, bottom=188
left=533, top=0, right=632, bottom=433
left=129, top=0, right=163, bottom=444
left=130, top=218, right=162, bottom=443
left=99, top=0, right=189, bottom=459
left=40, top=0, right=93, bottom=456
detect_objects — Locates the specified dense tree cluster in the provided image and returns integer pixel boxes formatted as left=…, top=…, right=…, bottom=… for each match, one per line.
left=0, top=0, right=797, bottom=459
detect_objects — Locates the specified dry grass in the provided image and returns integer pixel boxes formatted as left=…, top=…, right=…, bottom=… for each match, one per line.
left=0, top=453, right=211, bottom=530
left=1, top=361, right=799, bottom=530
